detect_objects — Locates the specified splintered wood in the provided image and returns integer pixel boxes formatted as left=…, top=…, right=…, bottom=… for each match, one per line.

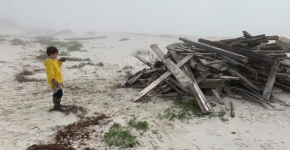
left=125, top=31, right=290, bottom=114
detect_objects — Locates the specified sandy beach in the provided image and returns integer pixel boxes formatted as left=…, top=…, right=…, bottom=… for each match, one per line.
left=0, top=28, right=290, bottom=150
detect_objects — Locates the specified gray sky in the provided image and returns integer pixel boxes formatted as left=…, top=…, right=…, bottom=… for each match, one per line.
left=0, top=0, right=290, bottom=37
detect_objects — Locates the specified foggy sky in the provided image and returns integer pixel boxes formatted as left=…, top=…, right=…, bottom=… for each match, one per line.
left=0, top=0, right=290, bottom=37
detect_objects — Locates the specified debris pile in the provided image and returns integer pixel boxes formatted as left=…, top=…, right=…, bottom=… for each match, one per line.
left=125, top=31, right=290, bottom=114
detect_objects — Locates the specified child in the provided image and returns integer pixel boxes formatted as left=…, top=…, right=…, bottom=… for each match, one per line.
left=44, top=46, right=66, bottom=111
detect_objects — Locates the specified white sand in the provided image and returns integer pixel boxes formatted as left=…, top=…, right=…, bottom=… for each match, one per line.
left=0, top=30, right=290, bottom=150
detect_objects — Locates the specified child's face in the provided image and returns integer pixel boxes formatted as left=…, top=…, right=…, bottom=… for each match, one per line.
left=50, top=53, right=58, bottom=59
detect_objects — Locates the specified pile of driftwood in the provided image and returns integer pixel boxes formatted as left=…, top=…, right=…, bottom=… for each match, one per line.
left=125, top=31, right=290, bottom=114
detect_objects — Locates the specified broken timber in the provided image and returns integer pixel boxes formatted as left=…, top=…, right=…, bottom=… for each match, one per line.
left=131, top=54, right=194, bottom=102
left=180, top=38, right=248, bottom=63
left=151, top=44, right=212, bottom=114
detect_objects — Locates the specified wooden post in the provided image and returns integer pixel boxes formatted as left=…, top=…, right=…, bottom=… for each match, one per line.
left=262, top=60, right=280, bottom=100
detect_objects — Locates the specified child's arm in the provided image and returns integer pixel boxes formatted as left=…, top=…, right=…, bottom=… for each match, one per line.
left=57, top=57, right=66, bottom=67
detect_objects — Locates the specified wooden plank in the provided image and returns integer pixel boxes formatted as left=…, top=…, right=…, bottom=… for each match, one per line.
left=64, top=36, right=107, bottom=40
left=274, top=81, right=290, bottom=92
left=126, top=70, right=144, bottom=85
left=169, top=49, right=211, bottom=113
left=217, top=55, right=242, bottom=66
left=168, top=77, right=191, bottom=94
left=198, top=79, right=225, bottom=88
left=203, top=60, right=225, bottom=66
left=195, top=55, right=217, bottom=61
left=161, top=86, right=172, bottom=93
left=230, top=101, right=235, bottom=118
left=198, top=38, right=277, bottom=64
left=180, top=38, right=248, bottom=63
left=165, top=80, right=186, bottom=96
left=135, top=55, right=154, bottom=68
left=257, top=50, right=287, bottom=53
left=195, top=70, right=210, bottom=83
left=168, top=49, right=186, bottom=72
left=243, top=31, right=252, bottom=38
left=152, top=44, right=212, bottom=113
left=260, top=44, right=283, bottom=50
left=189, top=83, right=212, bottom=114
left=131, top=54, right=194, bottom=102
left=168, top=48, right=185, bottom=52
left=218, top=75, right=240, bottom=80
left=171, top=47, right=194, bottom=53
left=129, top=72, right=144, bottom=85
left=276, top=36, right=290, bottom=51
left=152, top=46, right=192, bottom=88
left=264, top=36, right=279, bottom=41
left=211, top=89, right=225, bottom=104
left=189, top=59, right=198, bottom=69
left=144, top=68, right=158, bottom=74
left=181, top=63, right=196, bottom=82
left=156, top=93, right=179, bottom=97
left=181, top=53, right=217, bottom=55
left=233, top=35, right=276, bottom=46
left=197, top=57, right=227, bottom=71
left=262, top=60, right=280, bottom=100
left=218, top=34, right=266, bottom=46
left=226, top=65, right=260, bottom=91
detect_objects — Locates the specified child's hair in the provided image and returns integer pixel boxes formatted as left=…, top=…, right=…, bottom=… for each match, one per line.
left=46, top=46, right=59, bottom=56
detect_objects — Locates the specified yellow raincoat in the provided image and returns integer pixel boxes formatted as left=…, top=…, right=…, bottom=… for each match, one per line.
left=44, top=59, right=63, bottom=87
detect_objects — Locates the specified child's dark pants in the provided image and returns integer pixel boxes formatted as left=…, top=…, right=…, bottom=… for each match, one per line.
left=53, top=89, right=63, bottom=98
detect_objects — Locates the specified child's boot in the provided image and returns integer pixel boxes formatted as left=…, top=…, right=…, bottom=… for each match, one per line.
left=57, top=97, right=65, bottom=108
left=53, top=96, right=63, bottom=111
